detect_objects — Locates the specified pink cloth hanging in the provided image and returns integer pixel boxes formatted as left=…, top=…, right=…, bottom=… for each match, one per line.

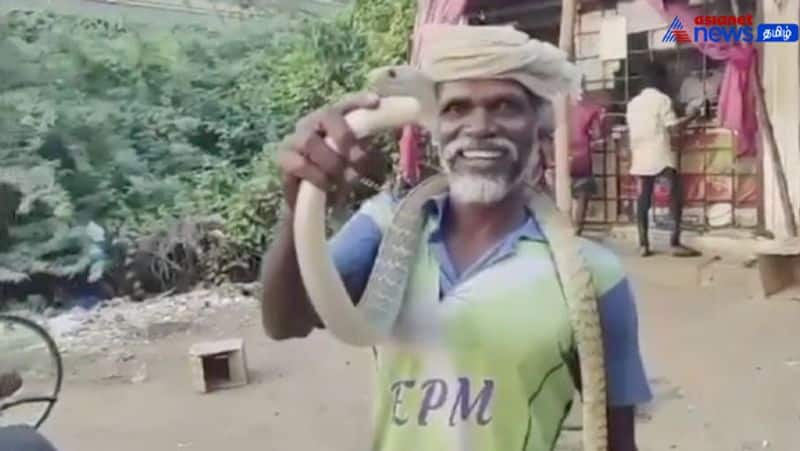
left=398, top=0, right=467, bottom=185
left=644, top=0, right=759, bottom=156
left=570, top=99, right=606, bottom=178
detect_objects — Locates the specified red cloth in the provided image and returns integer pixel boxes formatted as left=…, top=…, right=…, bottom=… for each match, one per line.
left=399, top=126, right=423, bottom=183
left=644, top=0, right=759, bottom=156
left=569, top=100, right=605, bottom=178
left=399, top=0, right=467, bottom=185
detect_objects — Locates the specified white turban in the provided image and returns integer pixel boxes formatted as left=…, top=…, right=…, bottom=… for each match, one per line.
left=417, top=24, right=583, bottom=101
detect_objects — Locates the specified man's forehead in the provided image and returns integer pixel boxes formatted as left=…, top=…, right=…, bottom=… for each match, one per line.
left=436, top=78, right=531, bottom=102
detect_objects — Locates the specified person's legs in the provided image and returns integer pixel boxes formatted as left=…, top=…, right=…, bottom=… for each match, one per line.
left=662, top=167, right=701, bottom=257
left=636, top=175, right=656, bottom=256
left=574, top=190, right=590, bottom=236
left=571, top=177, right=596, bottom=236
left=0, top=426, right=58, bottom=451
left=662, top=167, right=683, bottom=246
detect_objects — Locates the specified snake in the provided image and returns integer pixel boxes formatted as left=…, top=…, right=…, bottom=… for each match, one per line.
left=291, top=66, right=608, bottom=451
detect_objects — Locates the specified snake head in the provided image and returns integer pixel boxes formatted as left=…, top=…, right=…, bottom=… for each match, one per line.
left=366, top=65, right=432, bottom=98
left=365, top=65, right=438, bottom=134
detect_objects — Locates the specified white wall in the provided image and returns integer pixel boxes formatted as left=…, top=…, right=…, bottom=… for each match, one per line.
left=575, top=0, right=672, bottom=90
left=761, top=0, right=800, bottom=237
left=617, top=0, right=669, bottom=34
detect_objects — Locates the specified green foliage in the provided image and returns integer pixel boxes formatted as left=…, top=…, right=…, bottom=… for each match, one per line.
left=0, top=10, right=294, bottom=287
left=352, top=0, right=415, bottom=69
left=0, top=0, right=416, bottom=296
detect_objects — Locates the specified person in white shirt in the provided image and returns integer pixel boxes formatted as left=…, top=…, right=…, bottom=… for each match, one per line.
left=679, top=69, right=721, bottom=115
left=626, top=62, right=701, bottom=257
left=678, top=52, right=722, bottom=117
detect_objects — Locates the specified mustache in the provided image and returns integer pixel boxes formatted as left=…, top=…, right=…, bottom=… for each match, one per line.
left=441, top=136, right=519, bottom=161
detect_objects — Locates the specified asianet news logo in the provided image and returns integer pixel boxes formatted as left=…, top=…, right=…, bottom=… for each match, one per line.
left=662, top=15, right=799, bottom=43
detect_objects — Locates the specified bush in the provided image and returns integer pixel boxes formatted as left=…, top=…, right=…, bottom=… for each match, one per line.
left=0, top=0, right=415, bottom=304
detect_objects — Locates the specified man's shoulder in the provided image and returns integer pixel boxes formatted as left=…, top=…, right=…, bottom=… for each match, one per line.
left=625, top=92, right=647, bottom=114
left=627, top=90, right=671, bottom=121
left=576, top=238, right=628, bottom=296
left=646, top=88, right=673, bottom=105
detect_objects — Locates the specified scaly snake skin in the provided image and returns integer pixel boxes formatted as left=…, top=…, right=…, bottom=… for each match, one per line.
left=292, top=82, right=607, bottom=450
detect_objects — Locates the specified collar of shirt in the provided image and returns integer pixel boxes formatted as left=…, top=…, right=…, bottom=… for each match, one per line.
left=419, top=192, right=548, bottom=295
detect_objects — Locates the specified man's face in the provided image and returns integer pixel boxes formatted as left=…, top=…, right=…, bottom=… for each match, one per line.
left=435, top=79, right=540, bottom=204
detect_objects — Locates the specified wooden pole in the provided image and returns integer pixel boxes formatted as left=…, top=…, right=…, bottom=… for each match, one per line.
left=752, top=60, right=799, bottom=237
left=555, top=0, right=577, bottom=213
left=746, top=0, right=798, bottom=237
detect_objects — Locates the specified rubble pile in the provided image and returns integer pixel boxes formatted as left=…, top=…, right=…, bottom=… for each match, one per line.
left=39, top=284, right=259, bottom=355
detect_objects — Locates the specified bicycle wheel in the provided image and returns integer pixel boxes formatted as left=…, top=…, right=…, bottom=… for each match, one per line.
left=0, top=314, right=63, bottom=429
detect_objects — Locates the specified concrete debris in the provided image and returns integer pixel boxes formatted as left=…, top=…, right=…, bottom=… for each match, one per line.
left=32, top=284, right=257, bottom=356
left=237, top=282, right=261, bottom=297
left=741, top=440, right=772, bottom=450
left=131, top=363, right=148, bottom=384
left=99, top=359, right=123, bottom=380
left=697, top=255, right=723, bottom=287
left=147, top=321, right=191, bottom=340
left=48, top=307, right=91, bottom=337
left=118, top=351, right=136, bottom=362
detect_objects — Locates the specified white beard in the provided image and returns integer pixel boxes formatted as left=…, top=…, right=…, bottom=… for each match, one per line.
left=439, top=137, right=541, bottom=205
left=447, top=173, right=514, bottom=204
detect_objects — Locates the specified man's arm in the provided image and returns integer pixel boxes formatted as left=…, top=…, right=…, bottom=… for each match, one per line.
left=667, top=113, right=698, bottom=134
left=663, top=95, right=700, bottom=135
left=588, top=106, right=608, bottom=147
left=260, top=195, right=387, bottom=340
left=608, top=405, right=637, bottom=451
left=570, top=242, right=652, bottom=451
left=600, top=276, right=650, bottom=451
left=259, top=211, right=320, bottom=340
left=257, top=92, right=383, bottom=340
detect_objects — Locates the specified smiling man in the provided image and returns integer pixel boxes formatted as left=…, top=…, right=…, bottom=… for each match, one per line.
left=260, top=24, right=651, bottom=451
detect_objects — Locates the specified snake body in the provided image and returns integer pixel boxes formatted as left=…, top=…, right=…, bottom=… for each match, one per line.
left=292, top=72, right=608, bottom=450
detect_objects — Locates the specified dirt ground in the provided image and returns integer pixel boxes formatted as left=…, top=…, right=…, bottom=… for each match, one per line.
left=30, top=237, right=800, bottom=451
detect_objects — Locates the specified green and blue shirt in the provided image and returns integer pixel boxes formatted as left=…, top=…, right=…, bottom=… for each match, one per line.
left=327, top=191, right=652, bottom=451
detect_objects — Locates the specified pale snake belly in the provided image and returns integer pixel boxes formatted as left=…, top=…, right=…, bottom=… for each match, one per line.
left=291, top=93, right=608, bottom=450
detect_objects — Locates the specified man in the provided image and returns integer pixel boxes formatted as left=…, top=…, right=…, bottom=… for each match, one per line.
left=678, top=52, right=722, bottom=118
left=569, top=93, right=608, bottom=235
left=539, top=91, right=607, bottom=236
left=261, top=25, right=651, bottom=451
left=626, top=61, right=701, bottom=257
